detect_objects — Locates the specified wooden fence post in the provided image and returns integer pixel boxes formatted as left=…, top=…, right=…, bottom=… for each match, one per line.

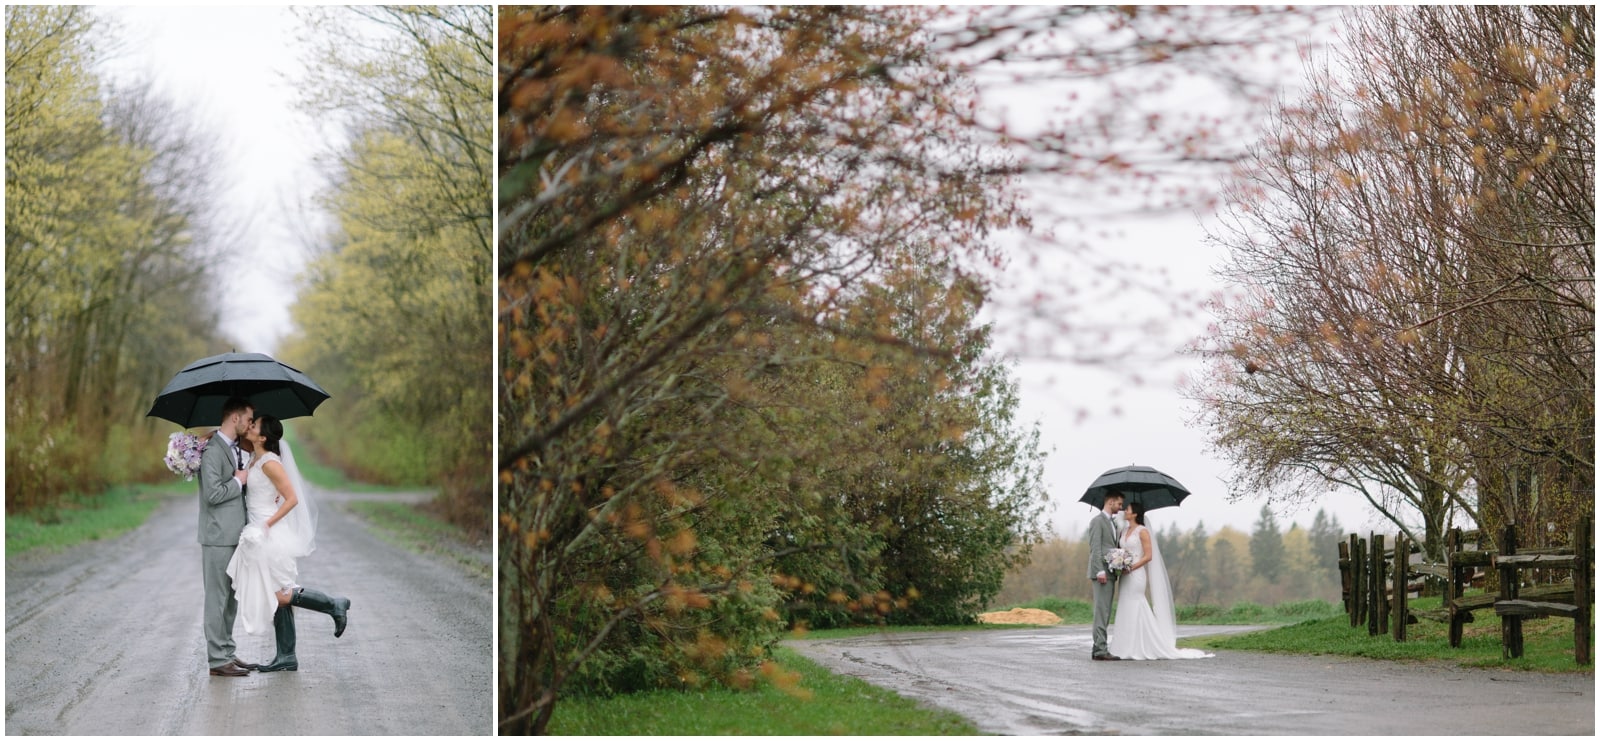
left=1339, top=539, right=1353, bottom=617
left=1352, top=535, right=1366, bottom=628
left=1500, top=524, right=1522, bottom=659
left=1376, top=533, right=1390, bottom=635
left=1369, top=532, right=1384, bottom=636
left=1446, top=527, right=1465, bottom=648
left=1393, top=531, right=1408, bottom=642
left=1576, top=516, right=1591, bottom=666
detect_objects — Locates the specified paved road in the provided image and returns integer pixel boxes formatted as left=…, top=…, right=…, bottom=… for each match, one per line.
left=5, top=486, right=492, bottom=735
left=788, top=626, right=1595, bottom=735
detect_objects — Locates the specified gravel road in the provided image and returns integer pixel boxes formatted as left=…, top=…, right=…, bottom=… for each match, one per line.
left=5, top=487, right=492, bottom=736
left=788, top=625, right=1594, bottom=735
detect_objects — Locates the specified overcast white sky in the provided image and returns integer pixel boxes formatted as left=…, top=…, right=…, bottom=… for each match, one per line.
left=969, top=8, right=1384, bottom=536
left=1002, top=217, right=1385, bottom=538
left=97, top=5, right=327, bottom=356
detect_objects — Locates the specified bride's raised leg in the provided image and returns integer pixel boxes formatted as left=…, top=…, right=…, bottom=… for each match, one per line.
left=290, top=586, right=351, bottom=638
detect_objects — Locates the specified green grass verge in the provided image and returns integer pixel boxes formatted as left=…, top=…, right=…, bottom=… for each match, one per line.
left=345, top=500, right=488, bottom=580
left=1191, top=594, right=1594, bottom=674
left=1175, top=599, right=1344, bottom=624
left=546, top=645, right=979, bottom=735
left=998, top=596, right=1343, bottom=625
left=6, top=482, right=185, bottom=558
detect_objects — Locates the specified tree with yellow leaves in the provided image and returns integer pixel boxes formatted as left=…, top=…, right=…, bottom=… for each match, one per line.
left=6, top=6, right=230, bottom=511
left=281, top=6, right=492, bottom=528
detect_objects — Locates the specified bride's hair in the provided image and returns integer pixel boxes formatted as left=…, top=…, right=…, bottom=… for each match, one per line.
left=1127, top=501, right=1148, bottom=526
left=257, top=415, right=285, bottom=455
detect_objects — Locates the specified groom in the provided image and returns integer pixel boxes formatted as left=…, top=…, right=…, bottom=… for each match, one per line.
left=198, top=396, right=257, bottom=677
left=1088, top=490, right=1125, bottom=661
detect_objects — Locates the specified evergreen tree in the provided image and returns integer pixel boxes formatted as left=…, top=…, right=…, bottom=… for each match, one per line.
left=1157, top=523, right=1189, bottom=602
left=1308, top=508, right=1345, bottom=572
left=1181, top=522, right=1211, bottom=605
left=1281, top=524, right=1316, bottom=598
left=1249, top=505, right=1286, bottom=583
left=1211, top=536, right=1240, bottom=604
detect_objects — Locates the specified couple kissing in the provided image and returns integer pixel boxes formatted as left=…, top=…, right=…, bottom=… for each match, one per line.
left=200, top=396, right=351, bottom=676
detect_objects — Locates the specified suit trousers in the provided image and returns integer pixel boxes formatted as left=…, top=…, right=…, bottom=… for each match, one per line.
left=202, top=544, right=239, bottom=668
left=1091, top=576, right=1116, bottom=656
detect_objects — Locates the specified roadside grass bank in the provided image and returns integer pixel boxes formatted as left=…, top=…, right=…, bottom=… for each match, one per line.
left=345, top=500, right=489, bottom=580
left=1190, top=594, right=1594, bottom=674
left=288, top=430, right=485, bottom=577
left=545, top=645, right=978, bottom=735
left=6, top=482, right=184, bottom=558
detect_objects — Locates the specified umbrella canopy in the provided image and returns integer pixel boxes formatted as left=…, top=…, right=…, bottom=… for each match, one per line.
left=1079, top=464, right=1192, bottom=510
left=147, top=352, right=330, bottom=428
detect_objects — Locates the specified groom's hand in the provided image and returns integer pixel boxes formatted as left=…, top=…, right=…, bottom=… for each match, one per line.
left=1096, top=572, right=1108, bottom=585
left=234, top=469, right=248, bottom=485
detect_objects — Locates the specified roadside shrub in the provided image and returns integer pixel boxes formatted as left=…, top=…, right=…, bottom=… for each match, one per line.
left=296, top=413, right=436, bottom=487
left=5, top=414, right=99, bottom=514
left=428, top=459, right=491, bottom=543
left=100, top=422, right=174, bottom=485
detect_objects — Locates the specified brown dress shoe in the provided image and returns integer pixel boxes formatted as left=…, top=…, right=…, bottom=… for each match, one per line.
left=209, top=661, right=249, bottom=677
left=1092, top=654, right=1123, bottom=661
left=232, top=658, right=261, bottom=671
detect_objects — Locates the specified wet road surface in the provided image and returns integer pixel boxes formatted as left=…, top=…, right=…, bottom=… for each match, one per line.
left=6, top=487, right=491, bottom=735
left=788, top=625, right=1594, bottom=735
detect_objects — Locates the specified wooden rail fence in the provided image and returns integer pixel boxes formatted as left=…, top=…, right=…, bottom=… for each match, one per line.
left=1336, top=517, right=1593, bottom=664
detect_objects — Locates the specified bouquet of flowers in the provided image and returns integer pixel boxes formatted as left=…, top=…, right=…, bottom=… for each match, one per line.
left=1105, top=547, right=1135, bottom=573
left=164, top=432, right=209, bottom=481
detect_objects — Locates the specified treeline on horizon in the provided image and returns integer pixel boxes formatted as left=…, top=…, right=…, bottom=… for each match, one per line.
left=997, top=507, right=1346, bottom=609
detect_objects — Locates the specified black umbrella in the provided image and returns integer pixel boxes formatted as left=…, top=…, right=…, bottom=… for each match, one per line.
left=1079, top=464, right=1192, bottom=510
left=147, top=352, right=330, bottom=428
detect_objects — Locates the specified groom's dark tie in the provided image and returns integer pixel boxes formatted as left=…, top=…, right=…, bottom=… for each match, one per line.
left=233, top=443, right=247, bottom=494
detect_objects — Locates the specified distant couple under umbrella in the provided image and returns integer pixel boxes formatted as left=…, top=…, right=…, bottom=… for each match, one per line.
left=150, top=353, right=350, bottom=676
left=1084, top=466, right=1212, bottom=661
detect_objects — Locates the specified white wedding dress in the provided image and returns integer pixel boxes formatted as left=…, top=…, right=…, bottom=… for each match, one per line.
left=1108, top=523, right=1213, bottom=660
left=225, top=447, right=316, bottom=636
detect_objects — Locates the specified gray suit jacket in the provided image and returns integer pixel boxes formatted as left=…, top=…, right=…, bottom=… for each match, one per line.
left=1086, top=512, right=1119, bottom=581
left=197, top=434, right=247, bottom=546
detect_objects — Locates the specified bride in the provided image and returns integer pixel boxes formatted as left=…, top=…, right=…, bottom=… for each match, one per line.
left=226, top=414, right=352, bottom=672
left=1107, top=501, right=1212, bottom=660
